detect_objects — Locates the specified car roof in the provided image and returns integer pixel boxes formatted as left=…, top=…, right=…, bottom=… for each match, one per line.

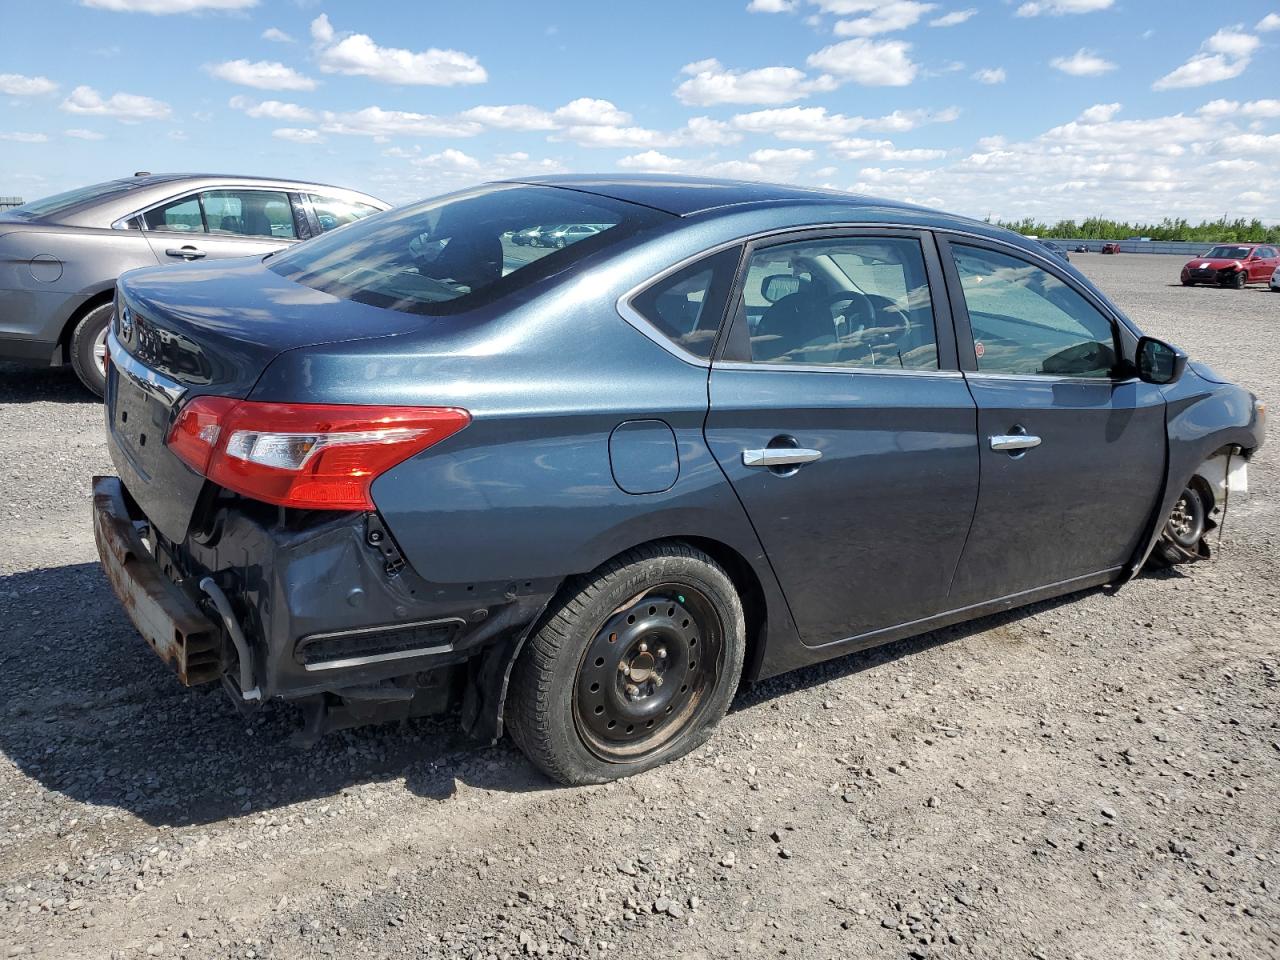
left=507, top=173, right=931, bottom=218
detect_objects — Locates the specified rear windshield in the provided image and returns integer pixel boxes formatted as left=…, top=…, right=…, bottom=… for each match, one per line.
left=268, top=183, right=671, bottom=316
left=1204, top=245, right=1252, bottom=259
left=4, top=179, right=142, bottom=221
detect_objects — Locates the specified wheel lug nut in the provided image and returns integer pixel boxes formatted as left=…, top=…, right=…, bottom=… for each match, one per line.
left=657, top=647, right=667, bottom=660
left=638, top=642, right=648, bottom=653
left=618, top=662, right=628, bottom=673
left=625, top=684, right=639, bottom=699
left=654, top=676, right=663, bottom=688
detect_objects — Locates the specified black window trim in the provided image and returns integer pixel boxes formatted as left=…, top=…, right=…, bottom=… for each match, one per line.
left=934, top=231, right=1138, bottom=383
left=715, top=225, right=960, bottom=376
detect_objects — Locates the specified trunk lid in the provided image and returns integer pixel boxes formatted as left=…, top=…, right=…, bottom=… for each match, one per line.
left=108, top=255, right=426, bottom=542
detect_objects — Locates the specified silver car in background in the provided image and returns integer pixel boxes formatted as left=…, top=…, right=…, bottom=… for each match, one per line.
left=0, top=173, right=387, bottom=395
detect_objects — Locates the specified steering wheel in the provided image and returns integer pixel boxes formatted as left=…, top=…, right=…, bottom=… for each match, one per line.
left=824, top=289, right=877, bottom=330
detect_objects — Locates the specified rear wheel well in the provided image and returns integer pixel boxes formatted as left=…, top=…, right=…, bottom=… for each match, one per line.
left=58, top=289, right=115, bottom=363
left=672, top=536, right=768, bottom=686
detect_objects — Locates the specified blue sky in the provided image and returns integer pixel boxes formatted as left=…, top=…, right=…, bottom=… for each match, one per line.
left=1, top=0, right=1278, bottom=222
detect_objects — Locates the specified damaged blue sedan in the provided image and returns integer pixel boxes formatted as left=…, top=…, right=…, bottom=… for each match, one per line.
left=94, top=175, right=1265, bottom=785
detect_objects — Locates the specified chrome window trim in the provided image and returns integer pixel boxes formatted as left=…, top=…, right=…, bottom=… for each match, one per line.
left=962, top=371, right=1140, bottom=386
left=713, top=359, right=963, bottom=379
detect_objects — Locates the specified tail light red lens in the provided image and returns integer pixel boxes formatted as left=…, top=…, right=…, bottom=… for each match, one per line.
left=167, top=398, right=470, bottom=510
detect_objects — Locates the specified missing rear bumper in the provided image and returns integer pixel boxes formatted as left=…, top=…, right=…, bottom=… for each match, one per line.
left=92, top=475, right=224, bottom=686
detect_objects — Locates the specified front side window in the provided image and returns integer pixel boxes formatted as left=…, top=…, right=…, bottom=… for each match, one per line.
left=739, top=236, right=939, bottom=370
left=309, top=194, right=382, bottom=233
left=950, top=244, right=1118, bottom=378
left=142, top=194, right=204, bottom=233
left=630, top=247, right=740, bottom=359
left=202, top=190, right=296, bottom=239
left=269, top=184, right=670, bottom=316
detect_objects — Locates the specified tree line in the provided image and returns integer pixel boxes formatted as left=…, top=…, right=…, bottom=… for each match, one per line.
left=992, top=216, right=1280, bottom=243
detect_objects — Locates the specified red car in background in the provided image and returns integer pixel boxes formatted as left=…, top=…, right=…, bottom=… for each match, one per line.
left=1181, top=243, right=1280, bottom=289
left=1101, top=242, right=1121, bottom=254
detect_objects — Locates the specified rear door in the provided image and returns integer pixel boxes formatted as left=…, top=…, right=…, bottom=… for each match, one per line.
left=937, top=235, right=1167, bottom=604
left=142, top=188, right=301, bottom=263
left=703, top=228, right=980, bottom=647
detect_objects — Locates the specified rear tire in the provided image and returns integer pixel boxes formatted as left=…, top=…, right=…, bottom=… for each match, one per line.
left=507, top=542, right=746, bottom=785
left=69, top=300, right=114, bottom=398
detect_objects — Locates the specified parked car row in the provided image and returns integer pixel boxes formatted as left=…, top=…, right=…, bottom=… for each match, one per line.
left=508, top=223, right=607, bottom=248
left=0, top=173, right=387, bottom=394
left=91, top=174, right=1264, bottom=785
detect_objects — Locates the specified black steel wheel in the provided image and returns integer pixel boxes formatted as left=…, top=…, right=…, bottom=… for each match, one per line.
left=507, top=542, right=746, bottom=785
left=1150, top=484, right=1210, bottom=567
left=1231, top=270, right=1247, bottom=289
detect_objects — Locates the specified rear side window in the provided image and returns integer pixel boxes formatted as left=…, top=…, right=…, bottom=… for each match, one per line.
left=308, top=194, right=382, bottom=233
left=269, top=184, right=670, bottom=316
left=629, top=247, right=741, bottom=359
left=203, top=190, right=297, bottom=239
left=143, top=194, right=204, bottom=233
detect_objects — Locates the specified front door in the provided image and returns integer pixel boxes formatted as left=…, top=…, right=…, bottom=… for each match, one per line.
left=704, top=229, right=980, bottom=647
left=937, top=237, right=1168, bottom=604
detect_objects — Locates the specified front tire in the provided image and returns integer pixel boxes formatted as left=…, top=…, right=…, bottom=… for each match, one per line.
left=69, top=301, right=114, bottom=398
left=507, top=542, right=746, bottom=785
left=1229, top=270, right=1247, bottom=290
left=1151, top=484, right=1210, bottom=566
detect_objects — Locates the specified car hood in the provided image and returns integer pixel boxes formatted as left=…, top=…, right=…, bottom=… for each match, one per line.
left=1184, top=257, right=1243, bottom=269
left=115, top=254, right=427, bottom=396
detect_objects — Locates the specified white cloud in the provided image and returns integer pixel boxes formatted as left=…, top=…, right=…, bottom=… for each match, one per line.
left=972, top=67, right=1006, bottom=84
left=207, top=60, right=315, bottom=91
left=1016, top=0, right=1113, bottom=16
left=272, top=128, right=324, bottom=144
left=675, top=58, right=836, bottom=106
left=0, top=73, right=58, bottom=96
left=60, top=85, right=171, bottom=121
left=930, top=8, right=976, bottom=26
left=319, top=106, right=481, bottom=139
left=310, top=13, right=486, bottom=86
left=556, top=125, right=675, bottom=149
left=460, top=104, right=558, bottom=131
left=64, top=128, right=106, bottom=140
left=1078, top=102, right=1122, bottom=122
left=1198, top=98, right=1280, bottom=119
left=683, top=116, right=742, bottom=145
left=831, top=138, right=946, bottom=161
left=747, top=0, right=795, bottom=10
left=616, top=146, right=821, bottom=184
left=550, top=98, right=632, bottom=127
left=228, top=95, right=316, bottom=121
left=261, top=27, right=294, bottom=43
left=832, top=2, right=937, bottom=36
left=0, top=132, right=49, bottom=143
left=731, top=104, right=959, bottom=141
left=373, top=150, right=566, bottom=202
left=1050, top=49, right=1117, bottom=76
left=1153, top=27, right=1258, bottom=90
left=807, top=38, right=918, bottom=86
left=1258, top=13, right=1280, bottom=31
left=80, top=0, right=256, bottom=11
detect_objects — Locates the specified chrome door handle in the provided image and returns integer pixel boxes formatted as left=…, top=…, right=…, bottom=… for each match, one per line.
left=742, top=447, right=823, bottom=468
left=989, top=434, right=1042, bottom=452
left=165, top=246, right=206, bottom=259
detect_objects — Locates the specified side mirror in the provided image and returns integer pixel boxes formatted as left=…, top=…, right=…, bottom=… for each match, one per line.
left=761, top=274, right=801, bottom=303
left=1135, top=336, right=1187, bottom=385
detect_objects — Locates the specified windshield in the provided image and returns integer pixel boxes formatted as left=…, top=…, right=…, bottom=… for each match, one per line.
left=4, top=179, right=141, bottom=221
left=1204, top=245, right=1252, bottom=259
left=269, top=184, right=670, bottom=316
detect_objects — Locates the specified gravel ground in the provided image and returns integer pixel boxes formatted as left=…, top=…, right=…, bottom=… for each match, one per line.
left=1, top=253, right=1277, bottom=960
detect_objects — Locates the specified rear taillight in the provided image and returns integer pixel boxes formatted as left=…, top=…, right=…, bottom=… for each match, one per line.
left=167, top=399, right=470, bottom=510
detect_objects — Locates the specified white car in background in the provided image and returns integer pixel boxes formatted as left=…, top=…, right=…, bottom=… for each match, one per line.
left=1271, top=264, right=1280, bottom=292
